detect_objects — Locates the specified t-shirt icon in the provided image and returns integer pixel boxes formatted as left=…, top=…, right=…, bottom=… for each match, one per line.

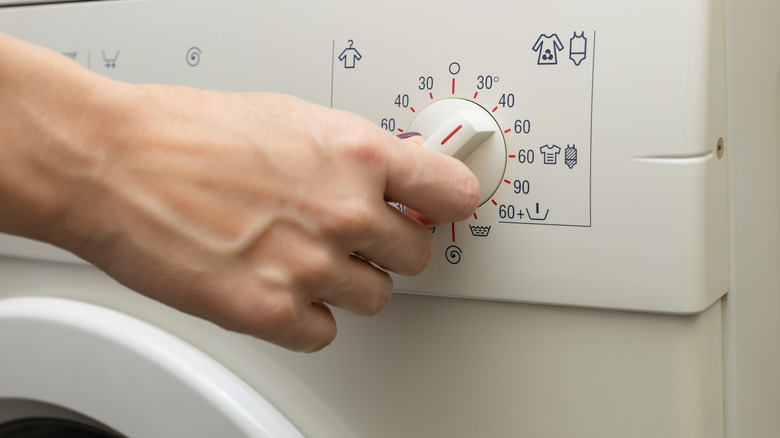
left=540, top=144, right=561, bottom=164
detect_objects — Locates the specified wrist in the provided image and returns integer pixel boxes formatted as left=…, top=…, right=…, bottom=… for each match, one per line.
left=0, top=34, right=142, bottom=252
left=53, top=77, right=144, bottom=256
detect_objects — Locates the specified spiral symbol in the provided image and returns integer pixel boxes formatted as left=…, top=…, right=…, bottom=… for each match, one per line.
left=186, top=47, right=201, bottom=67
left=445, top=245, right=463, bottom=265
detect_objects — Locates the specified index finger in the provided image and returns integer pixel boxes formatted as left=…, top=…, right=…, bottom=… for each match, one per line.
left=383, top=134, right=480, bottom=224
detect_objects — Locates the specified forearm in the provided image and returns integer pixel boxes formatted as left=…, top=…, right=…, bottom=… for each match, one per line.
left=0, top=33, right=134, bottom=248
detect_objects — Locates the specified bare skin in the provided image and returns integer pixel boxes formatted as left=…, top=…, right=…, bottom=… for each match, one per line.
left=0, top=34, right=479, bottom=352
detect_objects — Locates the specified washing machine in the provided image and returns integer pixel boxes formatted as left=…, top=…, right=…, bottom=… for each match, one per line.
left=0, top=0, right=778, bottom=437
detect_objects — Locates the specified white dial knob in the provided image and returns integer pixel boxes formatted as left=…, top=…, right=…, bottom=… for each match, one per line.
left=408, top=99, right=507, bottom=206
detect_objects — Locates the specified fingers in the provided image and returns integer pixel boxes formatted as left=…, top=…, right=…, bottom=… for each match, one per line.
left=328, top=132, right=473, bottom=275
left=384, top=134, right=480, bottom=224
left=293, top=302, right=337, bottom=353
left=280, top=255, right=394, bottom=352
left=353, top=202, right=434, bottom=275
left=320, top=254, right=393, bottom=315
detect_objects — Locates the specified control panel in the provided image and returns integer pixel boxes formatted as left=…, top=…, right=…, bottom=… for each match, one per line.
left=0, top=0, right=728, bottom=313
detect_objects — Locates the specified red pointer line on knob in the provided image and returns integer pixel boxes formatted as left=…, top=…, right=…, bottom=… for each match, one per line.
left=441, top=125, right=463, bottom=146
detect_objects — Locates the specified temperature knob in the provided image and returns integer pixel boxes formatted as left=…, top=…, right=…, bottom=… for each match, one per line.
left=408, top=99, right=507, bottom=205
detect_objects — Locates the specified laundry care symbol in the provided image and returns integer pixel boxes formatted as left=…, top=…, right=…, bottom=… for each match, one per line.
left=540, top=144, right=578, bottom=169
left=569, top=32, right=587, bottom=66
left=540, top=144, right=561, bottom=164
left=533, top=31, right=588, bottom=66
left=338, top=40, right=362, bottom=69
left=533, top=34, right=564, bottom=65
left=102, top=50, right=119, bottom=69
left=565, top=144, right=578, bottom=169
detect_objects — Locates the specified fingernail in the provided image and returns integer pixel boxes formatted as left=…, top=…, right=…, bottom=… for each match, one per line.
left=396, top=132, right=422, bottom=139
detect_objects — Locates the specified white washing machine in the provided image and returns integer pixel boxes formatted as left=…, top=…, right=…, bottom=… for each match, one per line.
left=0, top=1, right=778, bottom=437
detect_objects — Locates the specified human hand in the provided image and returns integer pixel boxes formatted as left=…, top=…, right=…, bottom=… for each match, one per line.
left=0, top=35, right=478, bottom=351
left=57, top=86, right=479, bottom=352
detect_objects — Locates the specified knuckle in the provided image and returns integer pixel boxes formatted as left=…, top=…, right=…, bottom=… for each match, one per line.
left=258, top=295, right=299, bottom=333
left=333, top=125, right=387, bottom=168
left=328, top=199, right=378, bottom=241
left=347, top=139, right=383, bottom=165
left=218, top=289, right=299, bottom=340
left=299, top=247, right=337, bottom=284
left=203, top=265, right=338, bottom=352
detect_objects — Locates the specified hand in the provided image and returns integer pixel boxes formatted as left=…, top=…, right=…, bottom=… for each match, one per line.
left=66, top=87, right=479, bottom=352
left=0, top=35, right=478, bottom=352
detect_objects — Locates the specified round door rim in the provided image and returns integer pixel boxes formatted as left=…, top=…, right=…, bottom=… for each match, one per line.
left=0, top=296, right=303, bottom=438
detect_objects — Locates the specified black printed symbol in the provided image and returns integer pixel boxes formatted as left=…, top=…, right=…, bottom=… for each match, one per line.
left=186, top=47, right=201, bottom=67
left=102, top=50, right=119, bottom=69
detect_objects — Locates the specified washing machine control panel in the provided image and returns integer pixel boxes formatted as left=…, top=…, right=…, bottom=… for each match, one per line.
left=0, top=0, right=729, bottom=313
left=380, top=57, right=593, bottom=225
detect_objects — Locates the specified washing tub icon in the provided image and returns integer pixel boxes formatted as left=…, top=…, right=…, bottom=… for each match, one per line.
left=469, top=225, right=491, bottom=237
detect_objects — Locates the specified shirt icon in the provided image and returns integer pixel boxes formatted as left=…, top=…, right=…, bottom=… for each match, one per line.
left=339, top=40, right=362, bottom=69
left=540, top=144, right=561, bottom=164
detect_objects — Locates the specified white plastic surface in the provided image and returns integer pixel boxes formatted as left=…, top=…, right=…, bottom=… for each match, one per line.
left=422, top=108, right=496, bottom=161
left=0, top=234, right=84, bottom=264
left=0, top=297, right=303, bottom=438
left=0, top=0, right=728, bottom=314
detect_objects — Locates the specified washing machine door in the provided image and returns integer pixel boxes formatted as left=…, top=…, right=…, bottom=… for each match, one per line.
left=0, top=297, right=303, bottom=438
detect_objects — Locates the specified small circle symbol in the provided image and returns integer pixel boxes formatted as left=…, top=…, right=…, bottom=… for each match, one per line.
left=186, top=47, right=201, bottom=67
left=449, top=62, right=461, bottom=75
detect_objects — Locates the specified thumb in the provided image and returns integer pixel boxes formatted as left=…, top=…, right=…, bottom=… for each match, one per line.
left=386, top=133, right=480, bottom=224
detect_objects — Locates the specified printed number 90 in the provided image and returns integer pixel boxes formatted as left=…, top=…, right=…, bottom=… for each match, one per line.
left=514, top=180, right=530, bottom=195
